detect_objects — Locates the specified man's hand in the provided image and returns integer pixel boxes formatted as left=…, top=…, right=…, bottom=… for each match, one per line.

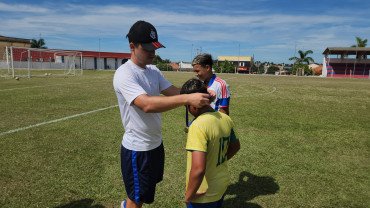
left=188, top=93, right=211, bottom=108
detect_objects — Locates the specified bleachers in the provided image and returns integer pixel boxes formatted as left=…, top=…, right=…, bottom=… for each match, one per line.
left=326, top=62, right=370, bottom=78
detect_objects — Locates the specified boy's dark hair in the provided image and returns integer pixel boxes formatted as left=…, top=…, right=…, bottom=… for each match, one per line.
left=192, top=53, right=213, bottom=68
left=180, top=78, right=208, bottom=94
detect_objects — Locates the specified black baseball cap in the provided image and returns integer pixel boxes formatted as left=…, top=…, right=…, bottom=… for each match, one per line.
left=126, top=20, right=165, bottom=51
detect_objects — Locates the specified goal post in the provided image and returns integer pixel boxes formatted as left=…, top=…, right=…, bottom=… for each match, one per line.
left=2, top=46, right=83, bottom=78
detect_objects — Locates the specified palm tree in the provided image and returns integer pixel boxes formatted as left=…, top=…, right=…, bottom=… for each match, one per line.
left=31, top=38, right=47, bottom=49
left=351, top=37, right=368, bottom=59
left=351, top=36, right=367, bottom=47
left=289, top=50, right=315, bottom=76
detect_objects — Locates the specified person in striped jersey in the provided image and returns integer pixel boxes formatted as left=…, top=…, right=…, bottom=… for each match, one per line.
left=192, top=54, right=231, bottom=115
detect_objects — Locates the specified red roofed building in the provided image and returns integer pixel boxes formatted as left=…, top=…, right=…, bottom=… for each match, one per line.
left=8, top=47, right=130, bottom=70
left=312, top=65, right=323, bottom=75
left=168, top=62, right=179, bottom=71
left=79, top=50, right=130, bottom=69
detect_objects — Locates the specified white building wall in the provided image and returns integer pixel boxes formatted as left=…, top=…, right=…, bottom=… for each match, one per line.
left=0, top=61, right=7, bottom=69
left=83, top=57, right=95, bottom=69
left=322, top=57, right=327, bottom=77
left=106, top=58, right=116, bottom=70
left=179, top=61, right=192, bottom=68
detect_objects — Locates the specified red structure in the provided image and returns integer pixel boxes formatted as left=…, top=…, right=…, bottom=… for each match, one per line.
left=9, top=47, right=131, bottom=70
left=323, top=47, right=370, bottom=78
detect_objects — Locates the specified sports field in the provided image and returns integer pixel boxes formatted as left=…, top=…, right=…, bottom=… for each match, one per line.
left=1, top=70, right=369, bottom=208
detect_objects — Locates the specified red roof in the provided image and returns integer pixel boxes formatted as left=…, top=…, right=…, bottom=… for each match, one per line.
left=168, top=62, right=179, bottom=70
left=10, top=48, right=131, bottom=61
left=79, top=50, right=130, bottom=59
left=312, top=65, right=323, bottom=75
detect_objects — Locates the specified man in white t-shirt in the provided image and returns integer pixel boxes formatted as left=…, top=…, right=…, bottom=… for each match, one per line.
left=113, top=20, right=210, bottom=208
left=192, top=54, right=231, bottom=115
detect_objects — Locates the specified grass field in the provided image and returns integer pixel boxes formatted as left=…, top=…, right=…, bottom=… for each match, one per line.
left=0, top=68, right=83, bottom=78
left=1, top=70, right=369, bottom=208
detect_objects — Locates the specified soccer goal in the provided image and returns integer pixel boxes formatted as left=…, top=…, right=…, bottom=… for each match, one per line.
left=1, top=46, right=83, bottom=78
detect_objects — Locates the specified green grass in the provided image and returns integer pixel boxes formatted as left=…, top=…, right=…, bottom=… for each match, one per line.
left=0, top=68, right=83, bottom=78
left=1, top=71, right=369, bottom=208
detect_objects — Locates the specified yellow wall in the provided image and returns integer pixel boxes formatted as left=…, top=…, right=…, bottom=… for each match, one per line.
left=218, top=56, right=252, bottom=61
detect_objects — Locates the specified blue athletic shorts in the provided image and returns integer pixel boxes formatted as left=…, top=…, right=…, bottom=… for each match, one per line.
left=187, top=194, right=225, bottom=208
left=120, top=143, right=164, bottom=204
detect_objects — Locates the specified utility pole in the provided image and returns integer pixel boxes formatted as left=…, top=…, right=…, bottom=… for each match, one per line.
left=98, top=38, right=101, bottom=70
left=237, top=43, right=240, bottom=74
left=293, top=42, right=296, bottom=75
left=191, top=44, right=193, bottom=62
left=252, top=54, right=254, bottom=74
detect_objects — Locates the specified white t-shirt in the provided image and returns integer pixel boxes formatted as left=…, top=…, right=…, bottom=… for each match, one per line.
left=113, top=60, right=172, bottom=151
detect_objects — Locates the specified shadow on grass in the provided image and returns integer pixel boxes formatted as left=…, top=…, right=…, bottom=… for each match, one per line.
left=223, top=171, right=279, bottom=208
left=54, top=198, right=105, bottom=208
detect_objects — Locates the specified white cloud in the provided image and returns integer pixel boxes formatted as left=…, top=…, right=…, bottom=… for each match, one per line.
left=0, top=1, right=368, bottom=63
left=0, top=2, right=50, bottom=13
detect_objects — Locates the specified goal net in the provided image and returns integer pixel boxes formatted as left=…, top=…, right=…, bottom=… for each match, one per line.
left=1, top=46, right=83, bottom=78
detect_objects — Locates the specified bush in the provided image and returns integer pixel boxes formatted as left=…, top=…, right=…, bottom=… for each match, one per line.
left=156, top=63, right=173, bottom=71
left=267, top=66, right=280, bottom=74
left=216, top=60, right=236, bottom=73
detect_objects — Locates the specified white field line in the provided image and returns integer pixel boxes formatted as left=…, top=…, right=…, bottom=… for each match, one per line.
left=233, top=87, right=277, bottom=98
left=0, top=105, right=118, bottom=136
left=0, top=83, right=81, bottom=92
left=223, top=77, right=236, bottom=81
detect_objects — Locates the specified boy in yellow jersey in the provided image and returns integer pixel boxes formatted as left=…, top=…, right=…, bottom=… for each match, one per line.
left=180, top=78, right=241, bottom=208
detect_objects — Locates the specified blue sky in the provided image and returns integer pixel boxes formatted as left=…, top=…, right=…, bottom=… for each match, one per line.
left=1, top=0, right=369, bottom=64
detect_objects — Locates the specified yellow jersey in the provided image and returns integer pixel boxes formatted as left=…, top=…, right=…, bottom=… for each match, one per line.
left=186, top=111, right=238, bottom=203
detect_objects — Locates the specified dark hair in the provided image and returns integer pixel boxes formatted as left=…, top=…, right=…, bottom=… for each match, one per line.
left=192, top=53, right=213, bottom=68
left=180, top=78, right=208, bottom=94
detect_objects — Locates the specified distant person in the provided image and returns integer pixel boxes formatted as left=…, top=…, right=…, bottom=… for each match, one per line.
left=192, top=53, right=231, bottom=115
left=180, top=78, right=241, bottom=208
left=113, top=20, right=211, bottom=208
